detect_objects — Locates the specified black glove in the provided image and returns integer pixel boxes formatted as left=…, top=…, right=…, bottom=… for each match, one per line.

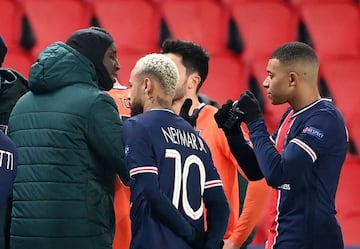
left=235, top=90, right=262, bottom=124
left=214, top=99, right=244, bottom=136
left=179, top=98, right=200, bottom=127
left=187, top=227, right=205, bottom=249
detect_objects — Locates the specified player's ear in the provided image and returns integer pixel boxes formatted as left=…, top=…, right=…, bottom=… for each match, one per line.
left=189, top=73, right=201, bottom=91
left=289, top=72, right=298, bottom=86
left=143, top=77, right=152, bottom=95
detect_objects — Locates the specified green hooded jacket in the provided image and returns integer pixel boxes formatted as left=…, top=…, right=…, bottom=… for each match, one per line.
left=8, top=42, right=129, bottom=249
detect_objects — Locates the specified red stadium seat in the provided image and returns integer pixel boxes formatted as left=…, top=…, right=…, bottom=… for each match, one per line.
left=230, top=2, right=299, bottom=63
left=2, top=49, right=34, bottom=78
left=0, top=0, right=24, bottom=49
left=336, top=154, right=360, bottom=246
left=92, top=0, right=161, bottom=53
left=348, top=119, right=360, bottom=156
left=160, top=0, right=230, bottom=55
left=289, top=0, right=354, bottom=8
left=21, top=0, right=92, bottom=59
left=200, top=53, right=250, bottom=106
left=320, top=58, right=360, bottom=118
left=221, top=0, right=286, bottom=9
left=299, top=3, right=360, bottom=61
left=320, top=58, right=360, bottom=149
left=117, top=52, right=146, bottom=87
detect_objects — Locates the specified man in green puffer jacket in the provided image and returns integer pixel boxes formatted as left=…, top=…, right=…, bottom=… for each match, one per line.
left=7, top=27, right=130, bottom=249
left=0, top=34, right=29, bottom=249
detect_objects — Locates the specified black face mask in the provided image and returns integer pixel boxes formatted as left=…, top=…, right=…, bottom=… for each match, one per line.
left=66, top=28, right=114, bottom=91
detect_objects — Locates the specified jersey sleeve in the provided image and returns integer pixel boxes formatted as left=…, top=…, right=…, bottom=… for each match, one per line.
left=203, top=153, right=224, bottom=191
left=248, top=111, right=346, bottom=188
left=202, top=146, right=230, bottom=249
left=122, top=119, right=158, bottom=177
left=289, top=111, right=347, bottom=162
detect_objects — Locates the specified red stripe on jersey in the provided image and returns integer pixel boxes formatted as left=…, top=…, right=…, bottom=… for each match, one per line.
left=291, top=138, right=317, bottom=162
left=266, top=111, right=294, bottom=249
left=204, top=180, right=223, bottom=189
left=130, top=166, right=158, bottom=177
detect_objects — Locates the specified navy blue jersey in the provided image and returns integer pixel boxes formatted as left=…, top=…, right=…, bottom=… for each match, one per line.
left=0, top=131, right=17, bottom=206
left=122, top=109, right=226, bottom=249
left=249, top=99, right=348, bottom=249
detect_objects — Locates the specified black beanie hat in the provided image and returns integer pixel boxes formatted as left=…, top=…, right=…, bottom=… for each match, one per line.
left=66, top=27, right=114, bottom=91
left=0, top=35, right=8, bottom=67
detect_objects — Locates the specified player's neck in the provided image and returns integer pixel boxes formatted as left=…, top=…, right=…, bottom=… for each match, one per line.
left=291, top=90, right=321, bottom=112
left=144, top=95, right=173, bottom=112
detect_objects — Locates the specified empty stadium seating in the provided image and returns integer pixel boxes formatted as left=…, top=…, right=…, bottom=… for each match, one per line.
left=200, top=53, right=250, bottom=105
left=0, top=0, right=24, bottom=49
left=230, top=2, right=299, bottom=63
left=298, top=2, right=360, bottom=61
left=289, top=0, right=355, bottom=8
left=92, top=0, right=161, bottom=53
left=320, top=58, right=360, bottom=149
left=336, top=154, right=360, bottom=246
left=160, top=0, right=230, bottom=55
left=20, top=0, right=92, bottom=59
left=2, top=49, right=34, bottom=78
left=117, top=52, right=145, bottom=87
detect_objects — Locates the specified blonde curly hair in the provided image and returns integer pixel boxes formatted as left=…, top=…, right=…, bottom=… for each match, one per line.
left=134, top=53, right=179, bottom=96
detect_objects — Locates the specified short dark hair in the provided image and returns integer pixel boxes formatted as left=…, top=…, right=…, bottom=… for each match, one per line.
left=271, top=42, right=319, bottom=65
left=161, top=39, right=209, bottom=92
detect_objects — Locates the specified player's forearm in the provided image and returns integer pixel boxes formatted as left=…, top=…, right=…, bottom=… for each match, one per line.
left=248, top=119, right=313, bottom=187
left=226, top=133, right=263, bottom=181
left=139, top=174, right=194, bottom=241
left=204, top=187, right=230, bottom=249
left=151, top=194, right=194, bottom=240
left=229, top=179, right=271, bottom=246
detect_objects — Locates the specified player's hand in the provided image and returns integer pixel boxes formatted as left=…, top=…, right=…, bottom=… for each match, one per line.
left=179, top=98, right=200, bottom=127
left=214, top=99, right=243, bottom=136
left=236, top=90, right=262, bottom=124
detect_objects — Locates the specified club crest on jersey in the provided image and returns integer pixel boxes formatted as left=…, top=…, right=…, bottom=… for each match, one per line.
left=195, top=128, right=201, bottom=136
left=302, top=126, right=324, bottom=140
left=277, top=183, right=291, bottom=191
left=125, top=145, right=130, bottom=156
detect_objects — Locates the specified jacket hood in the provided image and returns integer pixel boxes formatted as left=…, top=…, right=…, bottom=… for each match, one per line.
left=29, top=42, right=98, bottom=93
left=66, top=27, right=115, bottom=91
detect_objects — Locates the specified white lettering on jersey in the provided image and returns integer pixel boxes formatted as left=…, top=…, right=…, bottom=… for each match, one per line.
left=0, top=149, right=14, bottom=171
left=161, top=127, right=207, bottom=153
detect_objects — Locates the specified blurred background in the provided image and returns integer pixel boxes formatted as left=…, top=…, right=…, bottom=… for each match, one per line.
left=1, top=0, right=359, bottom=248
